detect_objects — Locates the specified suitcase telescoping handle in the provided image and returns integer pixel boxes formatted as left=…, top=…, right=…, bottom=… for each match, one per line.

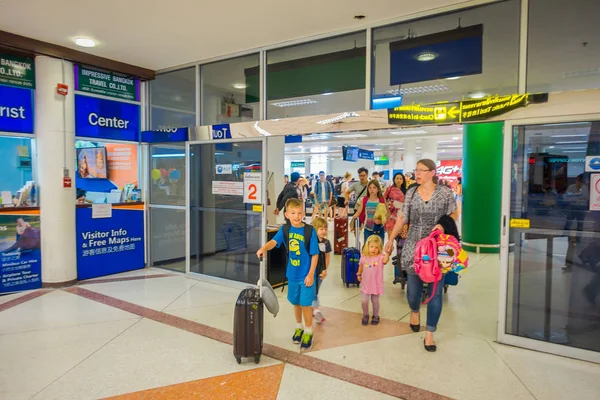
left=354, top=218, right=360, bottom=249
left=258, top=255, right=264, bottom=298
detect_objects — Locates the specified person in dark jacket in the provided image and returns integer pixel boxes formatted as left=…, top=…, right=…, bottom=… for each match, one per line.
left=275, top=172, right=301, bottom=218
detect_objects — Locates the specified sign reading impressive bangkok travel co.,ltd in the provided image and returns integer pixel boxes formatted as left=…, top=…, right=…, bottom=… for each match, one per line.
left=0, top=54, right=35, bottom=89
left=388, top=94, right=529, bottom=125
left=75, top=94, right=140, bottom=141
left=0, top=85, right=34, bottom=134
left=75, top=65, right=139, bottom=101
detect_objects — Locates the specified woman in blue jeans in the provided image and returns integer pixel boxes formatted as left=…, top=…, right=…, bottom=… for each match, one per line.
left=385, top=159, right=459, bottom=352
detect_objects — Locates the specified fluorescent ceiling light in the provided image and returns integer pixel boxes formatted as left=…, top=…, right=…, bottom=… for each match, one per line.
left=452, top=136, right=460, bottom=140
left=387, top=85, right=449, bottom=96
left=74, top=37, right=97, bottom=48
left=151, top=153, right=185, bottom=158
left=271, top=99, right=318, bottom=107
left=446, top=76, right=460, bottom=80
left=563, top=150, right=586, bottom=153
left=551, top=134, right=589, bottom=138
left=439, top=150, right=446, bottom=153
left=215, top=152, right=225, bottom=156
left=232, top=83, right=247, bottom=89
left=333, top=133, right=367, bottom=138
left=390, top=129, right=427, bottom=135
left=469, top=92, right=488, bottom=99
left=556, top=141, right=588, bottom=144
left=317, top=112, right=360, bottom=125
left=548, top=146, right=555, bottom=149
left=416, top=52, right=436, bottom=62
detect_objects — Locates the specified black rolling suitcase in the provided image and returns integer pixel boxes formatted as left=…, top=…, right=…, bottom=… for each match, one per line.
left=392, top=238, right=408, bottom=289
left=233, top=287, right=264, bottom=364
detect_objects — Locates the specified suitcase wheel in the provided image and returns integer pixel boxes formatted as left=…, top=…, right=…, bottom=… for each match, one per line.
left=254, top=356, right=261, bottom=364
left=235, top=357, right=242, bottom=364
left=345, top=283, right=349, bottom=288
left=444, top=285, right=448, bottom=294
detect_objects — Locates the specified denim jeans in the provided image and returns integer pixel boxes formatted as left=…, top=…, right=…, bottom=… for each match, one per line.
left=407, top=273, right=445, bottom=332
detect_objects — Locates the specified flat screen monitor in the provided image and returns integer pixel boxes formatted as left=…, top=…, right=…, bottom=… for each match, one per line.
left=342, top=146, right=359, bottom=162
left=77, top=147, right=108, bottom=179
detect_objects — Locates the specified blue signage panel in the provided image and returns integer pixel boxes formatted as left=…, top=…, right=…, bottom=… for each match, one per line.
left=212, top=124, right=231, bottom=139
left=76, top=207, right=145, bottom=280
left=358, top=148, right=374, bottom=160
left=0, top=85, right=34, bottom=134
left=0, top=214, right=42, bottom=293
left=141, top=128, right=188, bottom=143
left=75, top=94, right=140, bottom=141
left=285, top=135, right=302, bottom=144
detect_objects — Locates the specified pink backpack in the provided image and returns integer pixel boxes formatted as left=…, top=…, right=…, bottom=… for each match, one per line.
left=414, top=230, right=443, bottom=304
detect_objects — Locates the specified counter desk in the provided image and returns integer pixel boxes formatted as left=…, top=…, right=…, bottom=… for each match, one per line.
left=76, top=202, right=145, bottom=280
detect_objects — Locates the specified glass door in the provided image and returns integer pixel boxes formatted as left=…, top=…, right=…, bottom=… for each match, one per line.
left=187, top=139, right=265, bottom=284
left=500, top=118, right=600, bottom=363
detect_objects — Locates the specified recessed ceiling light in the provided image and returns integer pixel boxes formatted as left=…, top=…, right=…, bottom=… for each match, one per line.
left=548, top=146, right=555, bottom=149
left=416, top=52, right=437, bottom=62
left=469, top=92, right=488, bottom=99
left=452, top=136, right=460, bottom=140
left=390, top=129, right=427, bottom=135
left=74, top=37, right=97, bottom=48
left=446, top=76, right=460, bottom=80
left=233, top=83, right=247, bottom=89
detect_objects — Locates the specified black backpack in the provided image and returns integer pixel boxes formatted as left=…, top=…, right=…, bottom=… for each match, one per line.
left=281, top=223, right=313, bottom=254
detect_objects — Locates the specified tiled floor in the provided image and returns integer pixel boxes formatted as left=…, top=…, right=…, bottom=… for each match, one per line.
left=2, top=234, right=600, bottom=399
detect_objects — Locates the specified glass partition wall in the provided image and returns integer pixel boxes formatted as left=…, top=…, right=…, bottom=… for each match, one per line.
left=502, top=118, right=600, bottom=362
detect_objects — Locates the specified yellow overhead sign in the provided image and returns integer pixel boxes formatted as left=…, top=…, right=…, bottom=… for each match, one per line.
left=388, top=94, right=529, bottom=125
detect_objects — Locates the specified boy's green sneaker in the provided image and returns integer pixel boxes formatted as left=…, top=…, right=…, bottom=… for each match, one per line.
left=292, top=328, right=304, bottom=344
left=300, top=331, right=313, bottom=350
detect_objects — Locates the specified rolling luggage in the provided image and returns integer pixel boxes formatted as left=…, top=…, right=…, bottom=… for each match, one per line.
left=392, top=238, right=407, bottom=289
left=233, top=287, right=264, bottom=364
left=341, top=219, right=360, bottom=287
left=233, top=256, right=266, bottom=364
left=334, top=216, right=348, bottom=254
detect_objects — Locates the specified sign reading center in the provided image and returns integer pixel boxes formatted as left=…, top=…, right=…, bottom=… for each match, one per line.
left=75, top=94, right=140, bottom=141
left=243, top=172, right=262, bottom=204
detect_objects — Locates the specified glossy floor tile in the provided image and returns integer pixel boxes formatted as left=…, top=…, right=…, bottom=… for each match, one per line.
left=81, top=275, right=198, bottom=311
left=0, top=318, right=138, bottom=400
left=0, top=290, right=138, bottom=335
left=164, top=280, right=241, bottom=311
left=32, top=318, right=280, bottom=400
left=0, top=290, right=28, bottom=305
left=309, top=332, right=535, bottom=400
left=276, top=364, right=398, bottom=400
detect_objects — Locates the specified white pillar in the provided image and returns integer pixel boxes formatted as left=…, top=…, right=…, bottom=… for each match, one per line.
left=267, top=136, right=285, bottom=225
left=35, top=56, right=77, bottom=285
left=404, top=140, right=417, bottom=174
left=421, top=139, right=438, bottom=163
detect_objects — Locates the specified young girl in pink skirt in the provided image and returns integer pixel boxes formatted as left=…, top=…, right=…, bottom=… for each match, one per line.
left=357, top=235, right=390, bottom=325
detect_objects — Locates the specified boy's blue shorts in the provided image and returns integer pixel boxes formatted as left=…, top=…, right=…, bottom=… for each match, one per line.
left=287, top=280, right=315, bottom=307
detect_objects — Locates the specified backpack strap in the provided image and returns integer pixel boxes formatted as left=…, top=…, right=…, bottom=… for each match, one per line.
left=282, top=223, right=312, bottom=254
left=282, top=224, right=290, bottom=252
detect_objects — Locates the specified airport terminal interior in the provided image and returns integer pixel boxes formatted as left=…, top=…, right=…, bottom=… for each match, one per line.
left=1, top=0, right=600, bottom=399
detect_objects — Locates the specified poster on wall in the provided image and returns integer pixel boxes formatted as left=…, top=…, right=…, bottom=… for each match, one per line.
left=436, top=160, right=462, bottom=184
left=0, top=214, right=42, bottom=293
left=590, top=174, right=600, bottom=211
left=105, top=143, right=139, bottom=188
left=76, top=207, right=144, bottom=280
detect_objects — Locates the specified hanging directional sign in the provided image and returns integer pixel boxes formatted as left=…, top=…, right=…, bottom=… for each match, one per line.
left=388, top=102, right=460, bottom=125
left=388, top=94, right=530, bottom=125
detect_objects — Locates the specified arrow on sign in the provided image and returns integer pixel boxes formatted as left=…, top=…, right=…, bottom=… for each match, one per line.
left=448, top=106, right=459, bottom=119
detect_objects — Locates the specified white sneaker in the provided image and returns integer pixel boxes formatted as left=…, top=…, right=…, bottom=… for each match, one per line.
left=314, top=311, right=325, bottom=324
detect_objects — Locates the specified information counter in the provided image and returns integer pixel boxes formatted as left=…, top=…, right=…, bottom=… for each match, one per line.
left=0, top=207, right=41, bottom=293
left=76, top=202, right=145, bottom=280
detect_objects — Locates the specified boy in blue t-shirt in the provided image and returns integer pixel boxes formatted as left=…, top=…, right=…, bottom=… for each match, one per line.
left=257, top=198, right=319, bottom=350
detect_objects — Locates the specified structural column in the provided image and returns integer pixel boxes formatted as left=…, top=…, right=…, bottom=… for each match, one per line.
left=35, top=56, right=77, bottom=285
left=403, top=140, right=417, bottom=173
left=266, top=136, right=285, bottom=225
left=462, top=122, right=503, bottom=253
left=421, top=138, right=438, bottom=163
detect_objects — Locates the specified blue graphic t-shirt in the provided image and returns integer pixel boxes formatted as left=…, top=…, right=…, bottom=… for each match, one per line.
left=273, top=225, right=319, bottom=281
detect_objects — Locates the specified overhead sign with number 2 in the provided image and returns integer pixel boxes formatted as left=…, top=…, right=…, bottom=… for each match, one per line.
left=243, top=172, right=262, bottom=204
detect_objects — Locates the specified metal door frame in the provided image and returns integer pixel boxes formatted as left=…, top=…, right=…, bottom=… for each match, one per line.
left=499, top=113, right=600, bottom=364
left=185, top=137, right=267, bottom=289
